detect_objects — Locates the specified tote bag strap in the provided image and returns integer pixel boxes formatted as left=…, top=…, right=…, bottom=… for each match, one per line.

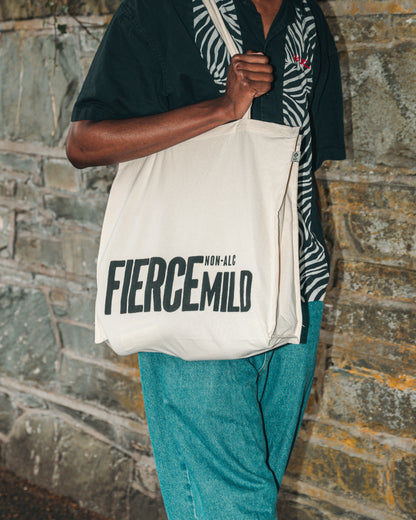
left=201, top=0, right=240, bottom=56
left=202, top=0, right=251, bottom=120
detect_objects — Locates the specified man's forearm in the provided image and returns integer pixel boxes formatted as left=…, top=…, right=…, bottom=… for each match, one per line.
left=66, top=52, right=274, bottom=169
left=66, top=95, right=236, bottom=169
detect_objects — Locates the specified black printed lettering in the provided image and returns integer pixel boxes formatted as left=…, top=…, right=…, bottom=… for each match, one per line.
left=227, top=272, right=240, bottom=312
left=240, top=271, right=252, bottom=312
left=128, top=258, right=149, bottom=313
left=105, top=260, right=125, bottom=315
left=182, top=256, right=204, bottom=311
left=120, top=259, right=133, bottom=314
left=163, top=257, right=186, bottom=312
left=144, top=257, right=166, bottom=312
left=200, top=272, right=222, bottom=311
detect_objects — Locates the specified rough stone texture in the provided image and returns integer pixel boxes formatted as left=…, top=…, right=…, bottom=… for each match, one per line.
left=333, top=260, right=416, bottom=302
left=0, top=287, right=57, bottom=384
left=321, top=369, right=416, bottom=438
left=44, top=194, right=106, bottom=226
left=4, top=412, right=135, bottom=518
left=0, top=2, right=415, bottom=520
left=322, top=299, right=415, bottom=346
left=43, top=159, right=80, bottom=193
left=59, top=353, right=145, bottom=419
left=391, top=454, right=416, bottom=516
left=0, top=392, right=17, bottom=435
left=58, top=321, right=119, bottom=362
left=0, top=0, right=121, bottom=20
left=343, top=42, right=416, bottom=168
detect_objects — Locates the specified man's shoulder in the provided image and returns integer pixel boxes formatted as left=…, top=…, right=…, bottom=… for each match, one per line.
left=113, top=0, right=189, bottom=35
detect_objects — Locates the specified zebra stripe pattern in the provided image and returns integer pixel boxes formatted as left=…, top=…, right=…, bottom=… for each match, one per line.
left=192, top=0, right=329, bottom=302
left=193, top=0, right=243, bottom=93
left=282, top=0, right=329, bottom=301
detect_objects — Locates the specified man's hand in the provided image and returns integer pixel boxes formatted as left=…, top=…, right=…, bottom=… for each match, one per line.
left=66, top=51, right=273, bottom=168
left=222, top=51, right=274, bottom=120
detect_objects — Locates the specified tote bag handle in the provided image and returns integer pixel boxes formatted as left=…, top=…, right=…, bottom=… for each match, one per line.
left=202, top=0, right=251, bottom=120
left=201, top=0, right=240, bottom=56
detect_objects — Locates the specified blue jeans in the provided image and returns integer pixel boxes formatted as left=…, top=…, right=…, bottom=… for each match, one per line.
left=139, top=301, right=323, bottom=520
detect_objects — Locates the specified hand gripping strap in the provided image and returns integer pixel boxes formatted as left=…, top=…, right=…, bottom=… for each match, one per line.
left=201, top=0, right=251, bottom=120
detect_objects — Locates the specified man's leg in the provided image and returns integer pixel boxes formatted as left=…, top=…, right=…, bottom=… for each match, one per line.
left=258, top=301, right=323, bottom=487
left=138, top=352, right=278, bottom=520
left=138, top=302, right=323, bottom=519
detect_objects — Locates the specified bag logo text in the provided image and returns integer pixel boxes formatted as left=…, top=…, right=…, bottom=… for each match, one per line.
left=105, top=255, right=253, bottom=315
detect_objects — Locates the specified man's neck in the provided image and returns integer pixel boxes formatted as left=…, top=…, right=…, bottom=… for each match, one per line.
left=250, top=0, right=284, bottom=39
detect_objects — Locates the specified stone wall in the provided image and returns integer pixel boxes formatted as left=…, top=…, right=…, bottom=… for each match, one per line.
left=0, top=1, right=415, bottom=520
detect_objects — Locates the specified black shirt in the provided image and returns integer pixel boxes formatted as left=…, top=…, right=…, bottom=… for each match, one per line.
left=72, top=0, right=345, bottom=301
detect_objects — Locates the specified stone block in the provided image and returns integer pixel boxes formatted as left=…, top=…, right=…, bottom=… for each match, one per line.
left=129, top=488, right=166, bottom=520
left=323, top=299, right=415, bottom=346
left=393, top=14, right=416, bottom=40
left=79, top=27, right=106, bottom=53
left=333, top=260, right=416, bottom=302
left=391, top=453, right=416, bottom=516
left=346, top=42, right=416, bottom=168
left=61, top=229, right=99, bottom=276
left=58, top=321, right=119, bottom=363
left=277, top=498, right=325, bottom=520
left=329, top=15, right=393, bottom=45
left=50, top=403, right=152, bottom=456
left=133, top=457, right=160, bottom=497
left=0, top=0, right=30, bottom=21
left=0, top=31, right=80, bottom=145
left=0, top=152, right=38, bottom=173
left=287, top=437, right=386, bottom=503
left=43, top=159, right=79, bottom=193
left=0, top=392, right=16, bottom=435
left=81, top=165, right=116, bottom=194
left=321, top=368, right=416, bottom=437
left=0, top=1, right=119, bottom=20
left=328, top=336, right=416, bottom=380
left=75, top=0, right=120, bottom=16
left=66, top=293, right=96, bottom=323
left=333, top=210, right=415, bottom=267
left=15, top=179, right=41, bottom=204
left=59, top=353, right=145, bottom=418
left=0, top=286, right=57, bottom=383
left=4, top=412, right=132, bottom=519
left=44, top=194, right=106, bottom=226
left=0, top=176, right=16, bottom=198
left=15, top=232, right=64, bottom=270
left=298, top=419, right=387, bottom=461
left=0, top=207, right=13, bottom=256
left=322, top=179, right=416, bottom=217
left=50, top=290, right=95, bottom=324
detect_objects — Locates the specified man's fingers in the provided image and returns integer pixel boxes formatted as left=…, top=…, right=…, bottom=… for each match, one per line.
left=235, top=62, right=274, bottom=75
left=237, top=68, right=274, bottom=82
left=231, top=52, right=270, bottom=66
left=224, top=51, right=274, bottom=118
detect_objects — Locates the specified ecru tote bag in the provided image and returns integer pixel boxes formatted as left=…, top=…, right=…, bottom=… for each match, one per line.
left=94, top=0, right=302, bottom=360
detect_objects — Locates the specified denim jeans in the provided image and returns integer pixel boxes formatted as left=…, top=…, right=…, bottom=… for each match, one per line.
left=139, top=301, right=323, bottom=520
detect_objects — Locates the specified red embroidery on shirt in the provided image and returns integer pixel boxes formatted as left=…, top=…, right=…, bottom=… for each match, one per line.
left=293, top=55, right=310, bottom=69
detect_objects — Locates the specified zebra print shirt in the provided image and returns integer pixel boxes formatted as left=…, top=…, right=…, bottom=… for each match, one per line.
left=193, top=0, right=329, bottom=302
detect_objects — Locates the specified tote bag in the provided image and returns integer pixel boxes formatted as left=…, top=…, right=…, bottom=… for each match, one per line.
left=94, top=0, right=302, bottom=360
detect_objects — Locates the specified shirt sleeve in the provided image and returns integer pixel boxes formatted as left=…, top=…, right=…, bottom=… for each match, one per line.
left=71, top=1, right=167, bottom=122
left=309, top=0, right=346, bottom=172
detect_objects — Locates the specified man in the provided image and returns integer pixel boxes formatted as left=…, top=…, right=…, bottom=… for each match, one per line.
left=67, top=0, right=345, bottom=518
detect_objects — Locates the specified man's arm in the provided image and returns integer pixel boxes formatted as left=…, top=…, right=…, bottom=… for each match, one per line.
left=66, top=52, right=273, bottom=169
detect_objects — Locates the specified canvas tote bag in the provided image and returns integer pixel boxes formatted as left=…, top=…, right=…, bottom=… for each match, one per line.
left=94, top=0, right=302, bottom=360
